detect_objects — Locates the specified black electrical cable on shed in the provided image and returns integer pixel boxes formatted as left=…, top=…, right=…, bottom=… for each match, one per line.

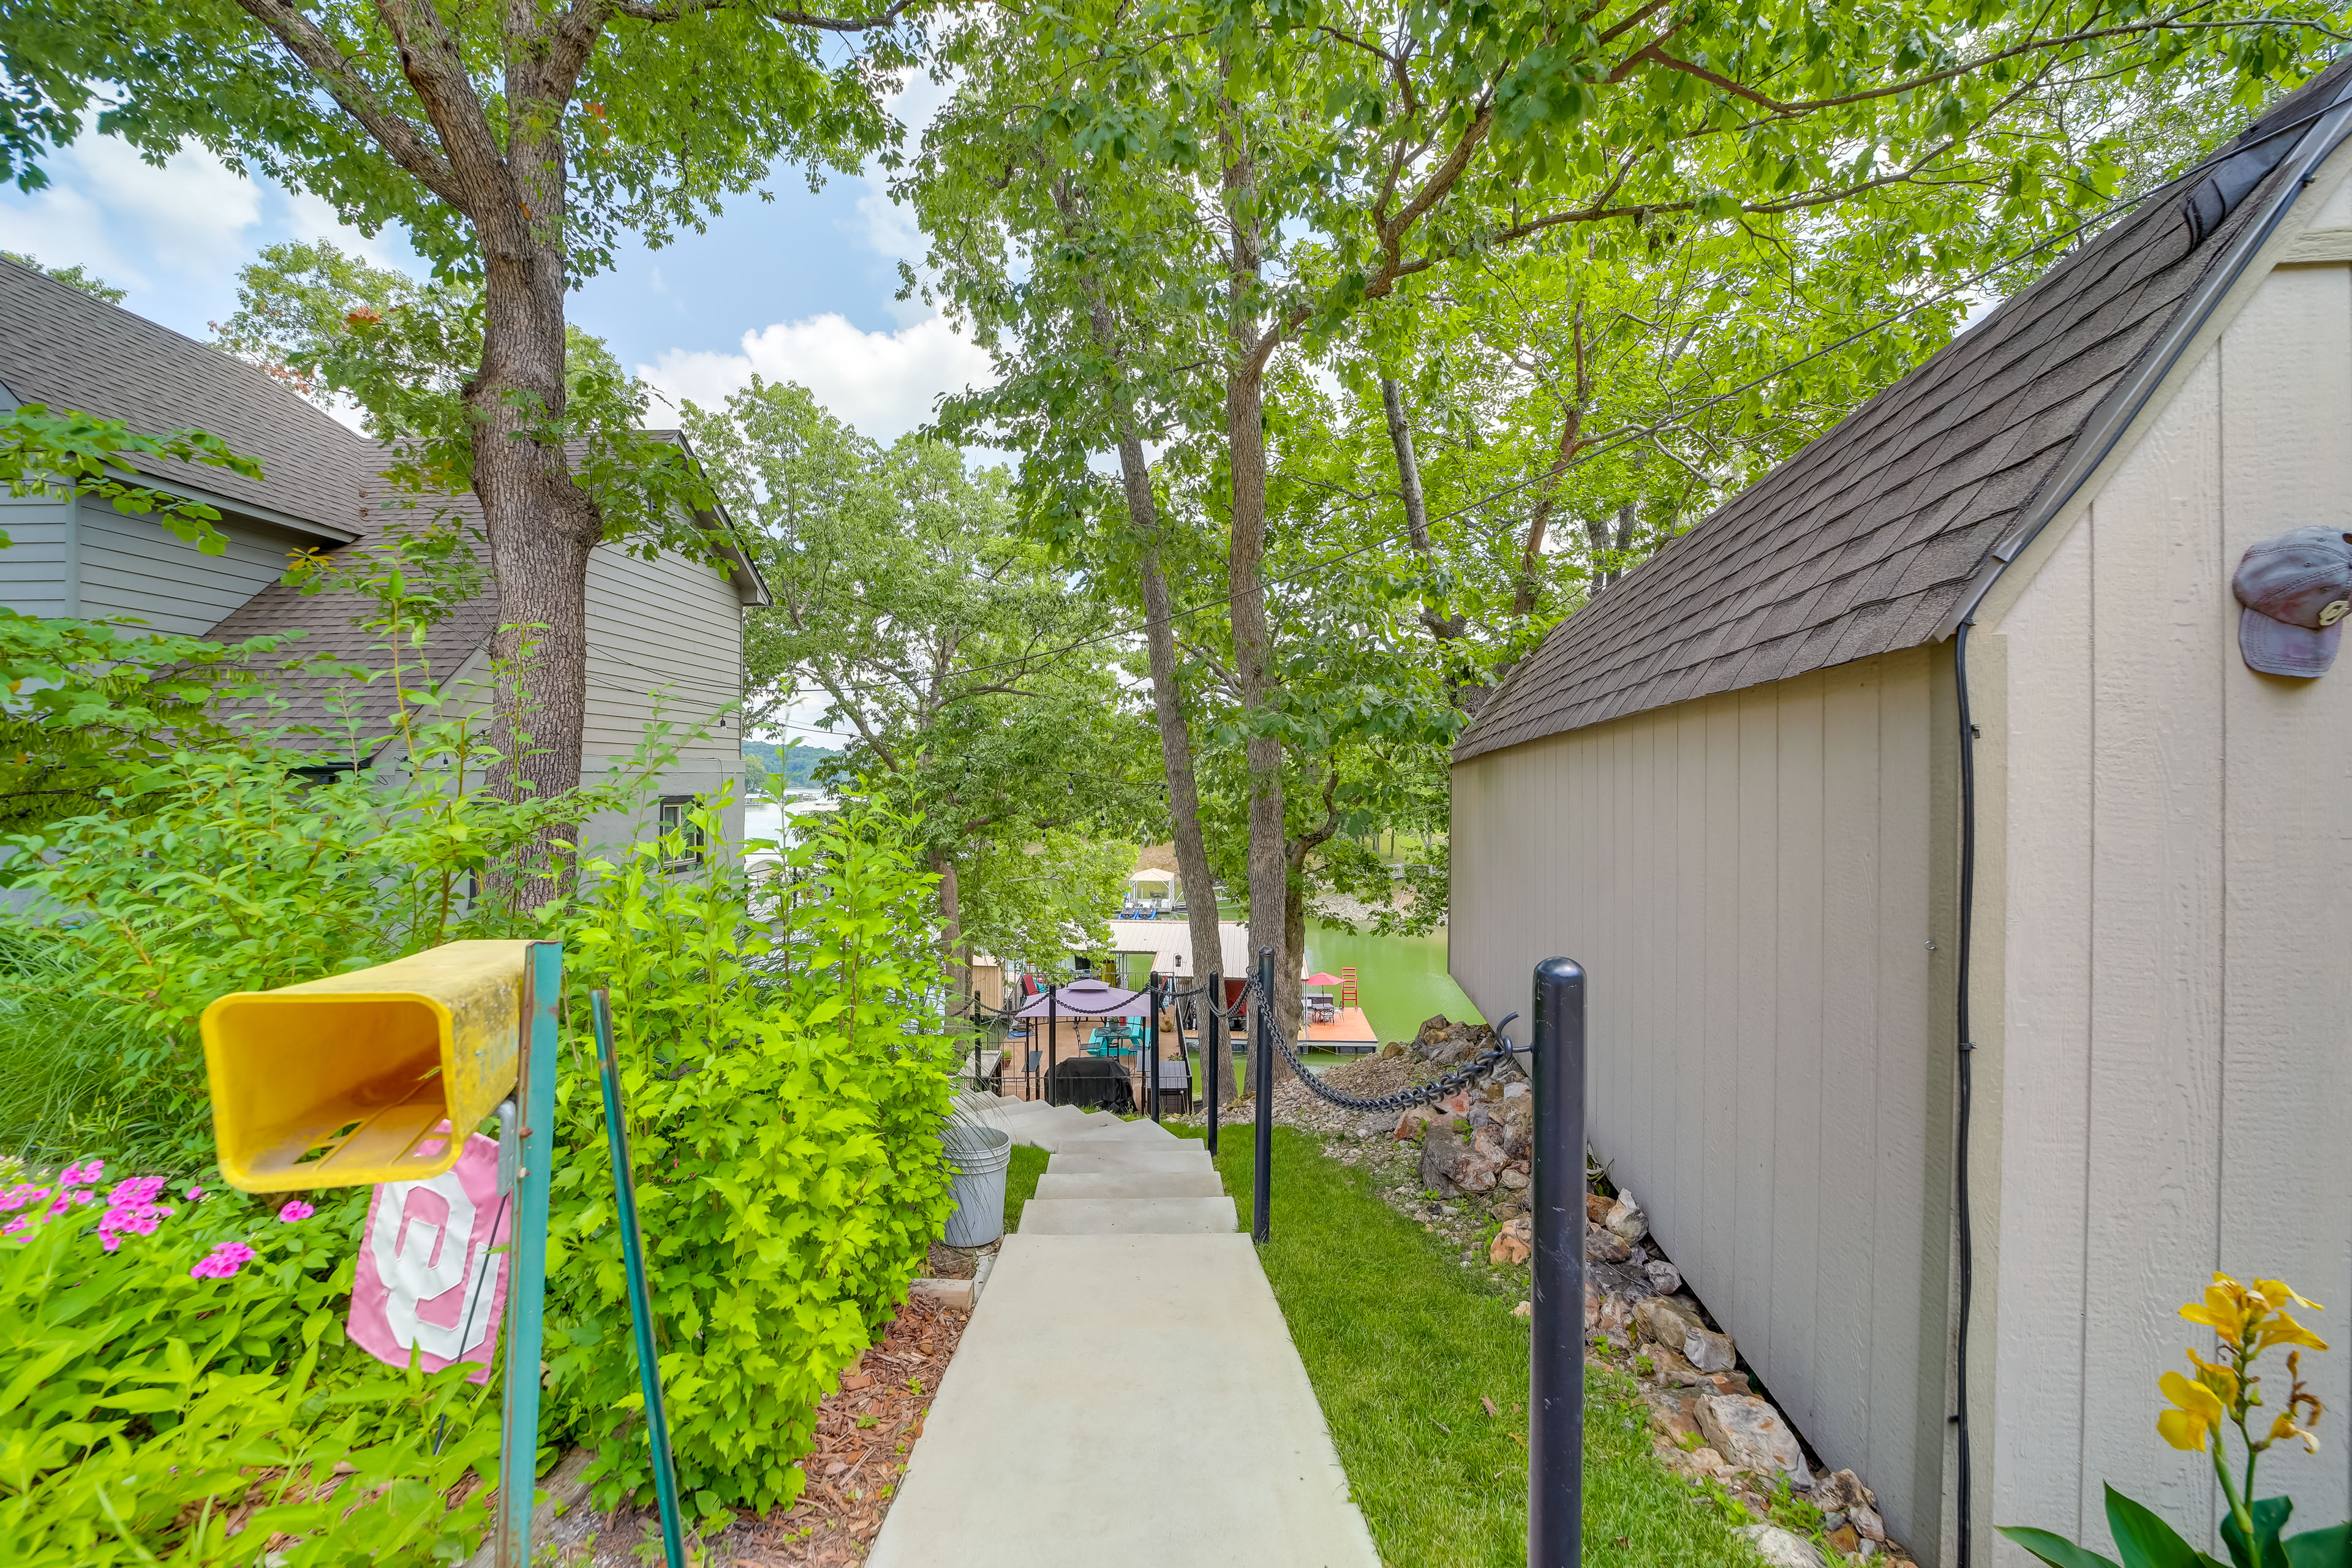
left=1952, top=618, right=1980, bottom=1568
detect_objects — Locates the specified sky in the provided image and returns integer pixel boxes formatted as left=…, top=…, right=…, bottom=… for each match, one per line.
left=0, top=77, right=990, bottom=446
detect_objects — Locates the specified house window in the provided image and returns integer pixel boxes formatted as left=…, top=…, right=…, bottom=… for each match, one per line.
left=657, top=794, right=706, bottom=869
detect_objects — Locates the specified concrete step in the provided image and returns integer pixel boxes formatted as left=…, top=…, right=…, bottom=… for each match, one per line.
left=1033, top=1171, right=1227, bottom=1200
left=1065, top=1117, right=1180, bottom=1146
left=1019, top=1197, right=1237, bottom=1235
left=1045, top=1148, right=1214, bottom=1177
left=865, top=1234, right=1379, bottom=1568
left=1011, top=1112, right=1142, bottom=1154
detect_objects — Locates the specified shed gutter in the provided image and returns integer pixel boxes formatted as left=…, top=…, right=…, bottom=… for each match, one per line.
left=1933, top=81, right=2352, bottom=641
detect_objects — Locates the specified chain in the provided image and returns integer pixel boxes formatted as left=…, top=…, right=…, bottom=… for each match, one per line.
left=1240, top=979, right=1523, bottom=1114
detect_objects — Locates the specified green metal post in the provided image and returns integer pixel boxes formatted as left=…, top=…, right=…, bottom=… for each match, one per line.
left=497, top=941, right=562, bottom=1568
left=592, top=989, right=688, bottom=1568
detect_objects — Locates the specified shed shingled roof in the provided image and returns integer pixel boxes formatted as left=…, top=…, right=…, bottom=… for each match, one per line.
left=1455, top=58, right=2352, bottom=763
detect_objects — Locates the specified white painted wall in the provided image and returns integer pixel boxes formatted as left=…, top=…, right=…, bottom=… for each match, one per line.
left=1978, top=244, right=2352, bottom=1561
left=1449, top=648, right=1956, bottom=1551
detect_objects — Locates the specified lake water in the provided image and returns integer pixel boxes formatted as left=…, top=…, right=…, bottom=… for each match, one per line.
left=1300, top=919, right=1482, bottom=1044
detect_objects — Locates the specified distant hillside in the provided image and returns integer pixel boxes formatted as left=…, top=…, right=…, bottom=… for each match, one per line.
left=745, top=739, right=839, bottom=791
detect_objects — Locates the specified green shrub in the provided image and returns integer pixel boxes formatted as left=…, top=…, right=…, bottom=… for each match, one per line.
left=0, top=1167, right=497, bottom=1566
left=545, top=799, right=959, bottom=1529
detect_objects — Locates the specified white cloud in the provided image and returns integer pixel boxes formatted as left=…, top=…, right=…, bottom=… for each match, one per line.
left=0, top=123, right=424, bottom=340
left=638, top=310, right=993, bottom=442
left=0, top=133, right=257, bottom=293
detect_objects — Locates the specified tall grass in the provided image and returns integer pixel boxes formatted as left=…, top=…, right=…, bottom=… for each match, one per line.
left=0, top=924, right=192, bottom=1174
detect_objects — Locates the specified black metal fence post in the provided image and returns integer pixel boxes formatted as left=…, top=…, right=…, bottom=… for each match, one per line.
left=1205, top=969, right=1221, bottom=1156
left=1251, top=946, right=1273, bottom=1245
left=1529, top=957, right=1586, bottom=1568
left=1046, top=982, right=1059, bottom=1107
left=1147, top=973, right=1164, bottom=1123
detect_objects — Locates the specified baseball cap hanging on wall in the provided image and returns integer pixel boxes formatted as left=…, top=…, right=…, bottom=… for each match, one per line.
left=2233, top=526, right=2352, bottom=677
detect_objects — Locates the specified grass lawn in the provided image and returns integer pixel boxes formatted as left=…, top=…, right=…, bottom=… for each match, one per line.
left=1176, top=1123, right=1758, bottom=1568
left=1001, top=1142, right=1049, bottom=1235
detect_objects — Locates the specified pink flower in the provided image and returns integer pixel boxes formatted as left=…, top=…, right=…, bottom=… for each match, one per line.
left=97, top=1177, right=173, bottom=1253
left=189, top=1241, right=256, bottom=1280
left=276, top=1200, right=314, bottom=1223
left=2, top=1216, right=30, bottom=1239
left=58, top=1159, right=104, bottom=1186
left=184, top=1185, right=206, bottom=1202
left=0, top=1183, right=41, bottom=1215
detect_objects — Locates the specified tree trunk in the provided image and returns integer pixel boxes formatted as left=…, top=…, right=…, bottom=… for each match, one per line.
left=1115, top=434, right=1229, bottom=1112
left=1068, top=247, right=1233, bottom=1112
left=1226, top=358, right=1287, bottom=1102
left=934, top=852, right=966, bottom=1000
left=1379, top=377, right=1432, bottom=553
left=469, top=150, right=600, bottom=895
left=1220, top=105, right=1286, bottom=1106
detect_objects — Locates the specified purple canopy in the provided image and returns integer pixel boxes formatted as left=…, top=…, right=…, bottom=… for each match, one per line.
left=1012, top=976, right=1152, bottom=1019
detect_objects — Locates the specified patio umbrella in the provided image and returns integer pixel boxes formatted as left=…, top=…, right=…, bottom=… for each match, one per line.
left=1010, top=976, right=1151, bottom=1019
left=1303, top=971, right=1341, bottom=987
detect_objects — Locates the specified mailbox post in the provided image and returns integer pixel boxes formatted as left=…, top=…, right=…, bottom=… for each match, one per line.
left=198, top=939, right=687, bottom=1568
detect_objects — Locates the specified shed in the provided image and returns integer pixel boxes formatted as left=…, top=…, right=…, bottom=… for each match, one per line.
left=1449, top=62, right=2352, bottom=1567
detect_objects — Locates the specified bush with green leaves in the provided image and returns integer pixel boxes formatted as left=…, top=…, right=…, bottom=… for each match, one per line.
left=0, top=1168, right=497, bottom=1566
left=545, top=798, right=960, bottom=1528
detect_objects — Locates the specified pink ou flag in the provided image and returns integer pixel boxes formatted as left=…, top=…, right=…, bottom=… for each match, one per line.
left=347, top=1129, right=511, bottom=1384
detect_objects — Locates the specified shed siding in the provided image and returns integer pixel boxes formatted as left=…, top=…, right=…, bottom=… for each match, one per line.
left=1449, top=647, right=1951, bottom=1550
left=1986, top=257, right=2352, bottom=1560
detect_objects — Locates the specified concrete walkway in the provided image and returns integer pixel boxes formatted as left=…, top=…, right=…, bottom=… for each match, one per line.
left=866, top=1095, right=1381, bottom=1568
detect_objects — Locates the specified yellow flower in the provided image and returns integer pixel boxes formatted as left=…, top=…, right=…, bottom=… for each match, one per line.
left=2160, top=1370, right=2226, bottom=1452
left=2254, top=1280, right=2323, bottom=1313
left=2187, top=1347, right=2241, bottom=1406
left=2267, top=1412, right=2322, bottom=1455
left=2182, top=1277, right=2252, bottom=1347
left=2257, top=1310, right=2329, bottom=1355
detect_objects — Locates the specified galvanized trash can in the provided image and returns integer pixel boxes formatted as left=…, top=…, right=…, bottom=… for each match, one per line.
left=940, top=1125, right=1012, bottom=1247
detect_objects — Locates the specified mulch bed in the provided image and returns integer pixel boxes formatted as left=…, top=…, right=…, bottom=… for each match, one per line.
left=570, top=1291, right=971, bottom=1567
left=728, top=1289, right=970, bottom=1567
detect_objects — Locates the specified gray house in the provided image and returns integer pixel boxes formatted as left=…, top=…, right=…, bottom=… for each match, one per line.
left=1451, top=61, right=2352, bottom=1568
left=0, top=257, right=764, bottom=845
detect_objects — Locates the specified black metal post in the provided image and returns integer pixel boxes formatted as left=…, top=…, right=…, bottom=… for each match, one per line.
left=1147, top=973, right=1164, bottom=1123
left=1251, top=946, right=1273, bottom=1245
left=1529, top=958, right=1586, bottom=1568
left=970, top=994, right=984, bottom=1091
left=1046, top=982, right=1059, bottom=1107
left=1205, top=969, right=1221, bottom=1156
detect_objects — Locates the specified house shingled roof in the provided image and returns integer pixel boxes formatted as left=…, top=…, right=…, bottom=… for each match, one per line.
left=1455, top=58, right=2352, bottom=763
left=0, top=255, right=380, bottom=541
left=1, top=264, right=766, bottom=739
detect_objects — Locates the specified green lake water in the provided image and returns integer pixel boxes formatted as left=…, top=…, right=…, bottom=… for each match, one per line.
left=1300, top=919, right=1482, bottom=1045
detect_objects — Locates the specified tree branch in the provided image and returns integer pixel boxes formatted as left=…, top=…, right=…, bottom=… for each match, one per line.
left=230, top=0, right=463, bottom=205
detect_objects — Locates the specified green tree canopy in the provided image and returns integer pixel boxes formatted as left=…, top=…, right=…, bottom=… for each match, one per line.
left=682, top=377, right=1156, bottom=985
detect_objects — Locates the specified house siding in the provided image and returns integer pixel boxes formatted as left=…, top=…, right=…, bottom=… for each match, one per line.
left=1980, top=248, right=2352, bottom=1562
left=77, top=498, right=306, bottom=635
left=1448, top=646, right=1954, bottom=1553
left=0, top=492, right=74, bottom=617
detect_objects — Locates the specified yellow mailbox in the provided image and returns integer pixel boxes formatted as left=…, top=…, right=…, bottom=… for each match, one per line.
left=199, top=940, right=533, bottom=1192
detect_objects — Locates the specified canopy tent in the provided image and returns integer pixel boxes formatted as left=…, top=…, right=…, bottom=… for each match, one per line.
left=1011, top=976, right=1153, bottom=1019
left=1128, top=869, right=1177, bottom=884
